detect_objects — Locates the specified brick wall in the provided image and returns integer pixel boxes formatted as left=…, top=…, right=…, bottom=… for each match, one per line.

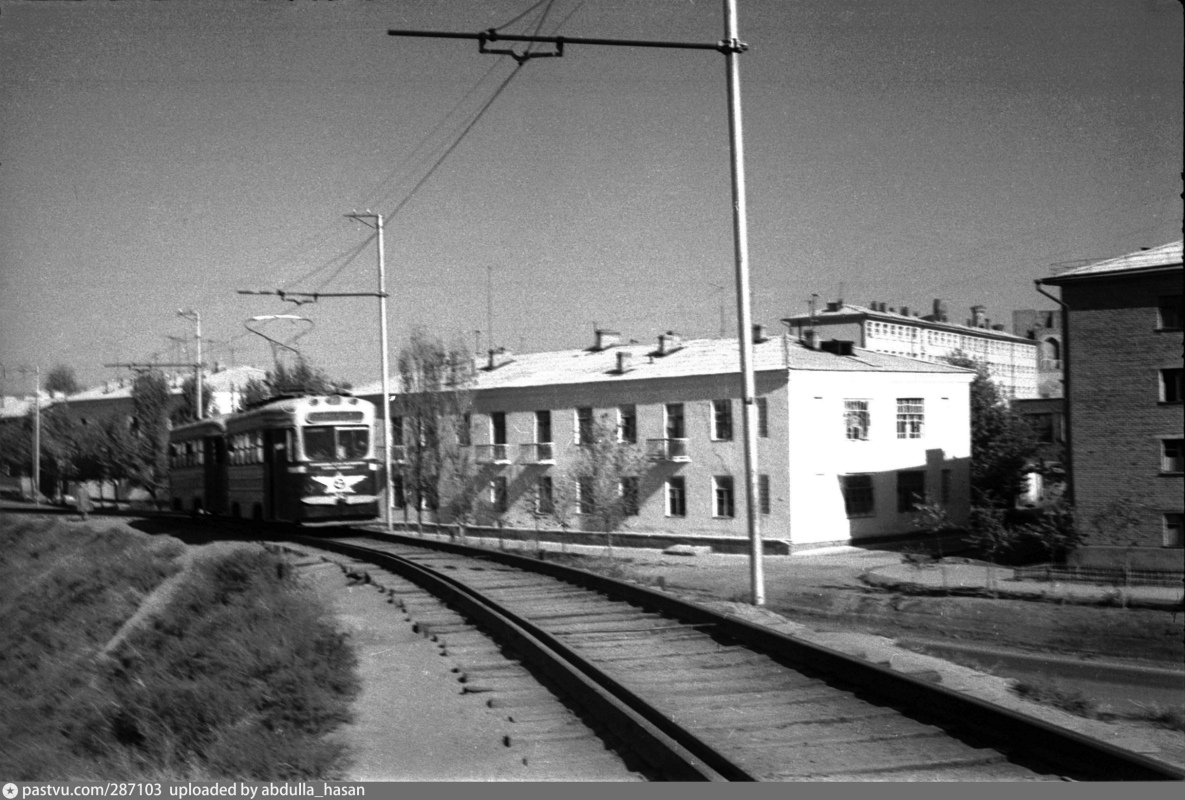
left=1064, top=271, right=1182, bottom=549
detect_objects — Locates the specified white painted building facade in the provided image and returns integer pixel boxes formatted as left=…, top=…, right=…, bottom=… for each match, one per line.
left=360, top=333, right=975, bottom=548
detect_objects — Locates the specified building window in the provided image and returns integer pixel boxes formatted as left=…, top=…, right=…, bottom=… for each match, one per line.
left=618, top=405, right=637, bottom=444
left=536, top=476, right=554, bottom=515
left=841, top=474, right=874, bottom=517
left=666, top=477, right=686, bottom=517
left=391, top=415, right=404, bottom=445
left=897, top=470, right=926, bottom=512
left=1161, top=369, right=1183, bottom=404
left=1162, top=439, right=1184, bottom=474
left=941, top=469, right=952, bottom=506
left=896, top=398, right=924, bottom=439
left=1164, top=513, right=1184, bottom=547
left=535, top=410, right=552, bottom=443
left=490, top=476, right=508, bottom=513
left=713, top=476, right=735, bottom=518
left=1030, top=413, right=1057, bottom=444
left=577, top=477, right=595, bottom=515
left=758, top=474, right=771, bottom=515
left=757, top=397, right=768, bottom=438
left=844, top=399, right=870, bottom=440
left=620, top=477, right=639, bottom=516
left=665, top=403, right=685, bottom=440
left=490, top=411, right=507, bottom=445
left=458, top=413, right=472, bottom=447
left=575, top=407, right=593, bottom=445
left=711, top=400, right=733, bottom=441
left=1157, top=295, right=1182, bottom=330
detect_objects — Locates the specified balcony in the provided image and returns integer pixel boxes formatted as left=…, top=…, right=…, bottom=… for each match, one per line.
left=646, top=438, right=690, bottom=462
left=474, top=443, right=512, bottom=464
left=519, top=442, right=555, bottom=464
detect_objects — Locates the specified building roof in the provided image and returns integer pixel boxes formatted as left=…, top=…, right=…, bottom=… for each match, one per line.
left=354, top=336, right=972, bottom=397
left=1043, top=240, right=1183, bottom=283
left=782, top=303, right=1035, bottom=343
left=0, top=365, right=266, bottom=420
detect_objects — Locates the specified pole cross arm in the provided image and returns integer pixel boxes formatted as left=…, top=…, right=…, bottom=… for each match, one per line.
left=479, top=29, right=563, bottom=64
left=387, top=28, right=747, bottom=56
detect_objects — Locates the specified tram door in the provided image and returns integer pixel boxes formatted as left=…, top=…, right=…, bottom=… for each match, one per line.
left=264, top=429, right=287, bottom=520
left=203, top=436, right=227, bottom=515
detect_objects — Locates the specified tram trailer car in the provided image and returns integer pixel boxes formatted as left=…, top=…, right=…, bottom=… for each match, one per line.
left=169, top=395, right=381, bottom=523
left=168, top=416, right=229, bottom=515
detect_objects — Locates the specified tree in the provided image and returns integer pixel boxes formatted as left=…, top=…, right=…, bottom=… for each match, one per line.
left=241, top=375, right=271, bottom=407
left=270, top=359, right=349, bottom=397
left=129, top=370, right=172, bottom=504
left=946, top=353, right=1038, bottom=508
left=394, top=327, right=476, bottom=529
left=171, top=376, right=216, bottom=424
left=567, top=413, right=647, bottom=553
left=239, top=358, right=350, bottom=407
left=73, top=416, right=137, bottom=506
left=44, top=364, right=82, bottom=396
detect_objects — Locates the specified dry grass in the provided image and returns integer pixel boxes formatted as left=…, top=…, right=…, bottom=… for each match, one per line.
left=0, top=516, right=359, bottom=781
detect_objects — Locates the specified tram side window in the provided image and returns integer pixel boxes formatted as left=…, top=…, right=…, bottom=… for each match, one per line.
left=339, top=427, right=370, bottom=460
left=304, top=427, right=336, bottom=462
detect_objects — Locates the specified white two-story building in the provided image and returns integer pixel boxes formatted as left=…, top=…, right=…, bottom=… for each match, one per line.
left=360, top=329, right=975, bottom=550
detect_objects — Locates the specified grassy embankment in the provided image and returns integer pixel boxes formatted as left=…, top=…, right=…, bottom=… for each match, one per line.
left=0, top=516, right=359, bottom=780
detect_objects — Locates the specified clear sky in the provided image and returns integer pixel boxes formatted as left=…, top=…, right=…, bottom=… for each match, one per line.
left=1, top=0, right=1181, bottom=392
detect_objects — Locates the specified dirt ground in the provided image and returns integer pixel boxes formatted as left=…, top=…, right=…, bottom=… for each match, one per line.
left=578, top=546, right=1185, bottom=667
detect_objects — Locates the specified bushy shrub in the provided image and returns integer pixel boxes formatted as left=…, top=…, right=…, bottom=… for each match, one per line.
left=0, top=519, right=358, bottom=780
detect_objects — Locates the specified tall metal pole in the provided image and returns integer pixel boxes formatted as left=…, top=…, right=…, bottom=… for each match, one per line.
left=33, top=366, right=41, bottom=506
left=723, top=0, right=764, bottom=605
left=195, top=313, right=202, bottom=418
left=386, top=4, right=766, bottom=603
left=377, top=214, right=394, bottom=532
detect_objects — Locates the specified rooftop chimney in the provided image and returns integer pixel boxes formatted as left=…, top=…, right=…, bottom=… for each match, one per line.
left=752, top=324, right=767, bottom=343
left=485, top=347, right=513, bottom=370
left=970, top=305, right=987, bottom=328
left=616, top=351, right=633, bottom=373
left=657, top=331, right=683, bottom=356
left=594, top=328, right=621, bottom=351
left=933, top=298, right=948, bottom=322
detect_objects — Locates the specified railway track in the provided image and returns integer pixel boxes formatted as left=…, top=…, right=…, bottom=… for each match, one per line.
left=289, top=528, right=1185, bottom=782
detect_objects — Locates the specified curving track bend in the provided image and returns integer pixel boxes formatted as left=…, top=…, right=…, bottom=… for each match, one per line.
left=291, top=530, right=1183, bottom=783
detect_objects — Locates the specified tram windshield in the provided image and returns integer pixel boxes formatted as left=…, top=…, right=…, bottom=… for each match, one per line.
left=304, top=426, right=370, bottom=461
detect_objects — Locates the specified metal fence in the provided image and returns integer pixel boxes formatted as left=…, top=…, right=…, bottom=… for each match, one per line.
left=1013, top=564, right=1185, bottom=587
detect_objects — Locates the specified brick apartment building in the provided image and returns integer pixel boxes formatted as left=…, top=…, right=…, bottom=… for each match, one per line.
left=1038, top=240, right=1183, bottom=567
left=360, top=330, right=975, bottom=550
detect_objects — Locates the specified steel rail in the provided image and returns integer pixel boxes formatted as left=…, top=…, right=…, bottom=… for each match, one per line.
left=327, top=529, right=1185, bottom=782
left=291, top=534, right=749, bottom=781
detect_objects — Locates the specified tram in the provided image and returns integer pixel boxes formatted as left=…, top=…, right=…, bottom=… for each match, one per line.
left=168, top=394, right=381, bottom=523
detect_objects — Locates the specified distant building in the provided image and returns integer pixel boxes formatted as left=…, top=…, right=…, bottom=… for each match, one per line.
left=50, top=365, right=266, bottom=428
left=782, top=300, right=1039, bottom=400
left=1038, top=240, right=1183, bottom=566
left=1012, top=309, right=1064, bottom=398
left=359, top=330, right=976, bottom=549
